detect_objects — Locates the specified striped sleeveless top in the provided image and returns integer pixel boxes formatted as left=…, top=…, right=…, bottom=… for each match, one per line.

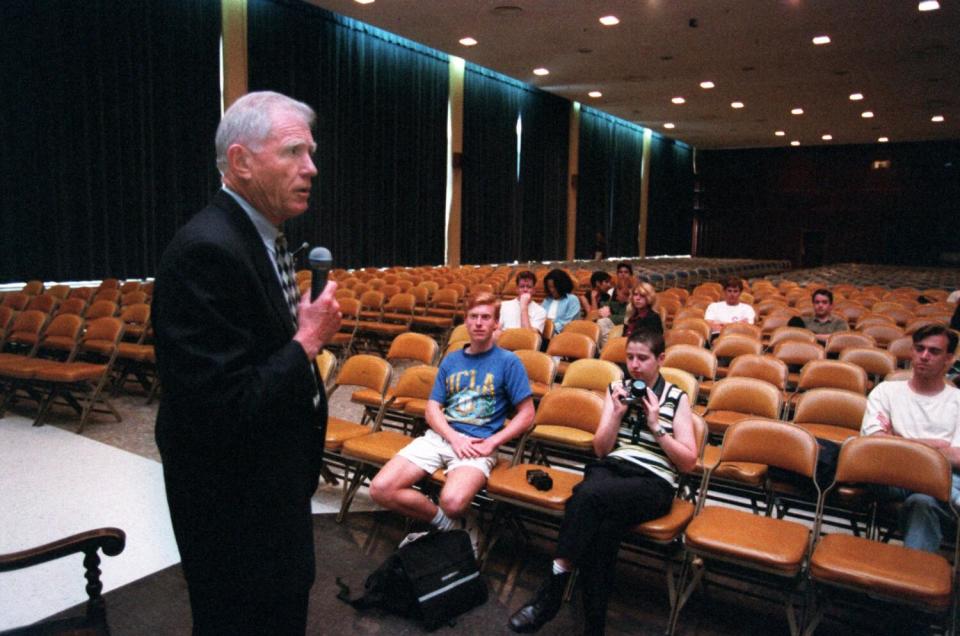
left=608, top=375, right=684, bottom=487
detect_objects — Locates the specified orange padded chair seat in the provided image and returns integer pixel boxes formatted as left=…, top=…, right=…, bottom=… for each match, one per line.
left=684, top=506, right=810, bottom=574
left=702, top=410, right=752, bottom=435
left=324, top=418, right=373, bottom=452
left=695, top=445, right=767, bottom=484
left=117, top=343, right=155, bottom=363
left=529, top=424, right=594, bottom=449
left=792, top=423, right=857, bottom=444
left=485, top=463, right=581, bottom=512
left=630, top=498, right=694, bottom=542
left=341, top=430, right=412, bottom=464
left=529, top=381, right=551, bottom=401
left=810, top=534, right=953, bottom=609
left=351, top=387, right=395, bottom=408
left=33, top=362, right=106, bottom=383
left=0, top=357, right=51, bottom=378
left=403, top=398, right=429, bottom=418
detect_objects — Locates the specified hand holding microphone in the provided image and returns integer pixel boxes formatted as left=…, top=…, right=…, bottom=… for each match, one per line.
left=293, top=246, right=340, bottom=358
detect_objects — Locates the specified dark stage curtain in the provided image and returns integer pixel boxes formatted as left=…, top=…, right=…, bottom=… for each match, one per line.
left=575, top=107, right=646, bottom=259
left=0, top=0, right=222, bottom=283
left=248, top=0, right=449, bottom=269
left=647, top=136, right=694, bottom=255
left=461, top=65, right=569, bottom=265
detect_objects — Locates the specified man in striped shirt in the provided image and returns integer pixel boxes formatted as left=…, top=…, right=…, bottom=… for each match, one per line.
left=509, top=329, right=698, bottom=635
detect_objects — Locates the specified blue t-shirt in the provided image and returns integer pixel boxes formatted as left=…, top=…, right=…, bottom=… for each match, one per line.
left=429, top=345, right=532, bottom=439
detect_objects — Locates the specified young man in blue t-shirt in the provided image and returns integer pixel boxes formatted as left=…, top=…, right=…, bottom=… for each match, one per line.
left=370, top=292, right=534, bottom=554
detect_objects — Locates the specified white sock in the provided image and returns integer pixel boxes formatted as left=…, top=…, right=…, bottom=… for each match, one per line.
left=431, top=508, right=455, bottom=531
left=552, top=560, right=570, bottom=575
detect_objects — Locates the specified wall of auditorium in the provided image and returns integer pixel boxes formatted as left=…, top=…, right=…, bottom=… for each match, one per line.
left=697, top=141, right=960, bottom=267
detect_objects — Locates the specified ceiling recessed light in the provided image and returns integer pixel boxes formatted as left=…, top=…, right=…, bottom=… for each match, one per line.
left=790, top=140, right=801, bottom=146
left=730, top=101, right=745, bottom=109
left=918, top=1, right=940, bottom=11
left=878, top=136, right=889, bottom=143
left=775, top=130, right=786, bottom=137
left=821, top=134, right=833, bottom=141
left=663, top=123, right=675, bottom=129
left=354, top=0, right=375, bottom=4
left=671, top=96, right=686, bottom=104
left=699, top=81, right=715, bottom=89
left=791, top=108, right=804, bottom=115
left=532, top=67, right=549, bottom=76
left=587, top=91, right=602, bottom=98
left=599, top=15, right=620, bottom=26
left=812, top=35, right=831, bottom=45
left=861, top=111, right=874, bottom=118
left=458, top=37, right=478, bottom=46
left=849, top=93, right=864, bottom=101
left=931, top=115, right=945, bottom=122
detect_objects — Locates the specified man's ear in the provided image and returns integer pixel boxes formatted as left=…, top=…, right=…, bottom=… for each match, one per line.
left=657, top=351, right=666, bottom=366
left=226, top=144, right=252, bottom=180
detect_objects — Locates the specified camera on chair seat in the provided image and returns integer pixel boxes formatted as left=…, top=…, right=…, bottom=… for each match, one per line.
left=526, top=468, right=553, bottom=491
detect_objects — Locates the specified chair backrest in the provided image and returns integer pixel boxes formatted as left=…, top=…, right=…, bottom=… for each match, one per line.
left=663, top=344, right=717, bottom=380
left=80, top=317, right=125, bottom=358
left=431, top=288, right=460, bottom=308
left=315, top=350, right=338, bottom=385
left=359, top=290, right=385, bottom=311
left=713, top=334, right=763, bottom=361
left=719, top=418, right=819, bottom=478
left=333, top=354, right=392, bottom=394
left=121, top=290, right=148, bottom=306
left=839, top=347, right=897, bottom=379
left=21, top=280, right=44, bottom=296
left=824, top=331, right=876, bottom=356
left=664, top=328, right=705, bottom=349
left=858, top=323, right=905, bottom=348
left=561, top=359, right=623, bottom=394
left=383, top=292, right=416, bottom=313
left=792, top=388, right=867, bottom=432
left=392, top=365, right=439, bottom=401
left=599, top=336, right=627, bottom=365
left=54, top=297, right=87, bottom=317
left=661, top=366, right=699, bottom=404
left=514, top=349, right=557, bottom=387
left=498, top=327, right=542, bottom=352
left=2, top=292, right=30, bottom=311
left=386, top=332, right=438, bottom=366
left=37, top=313, right=84, bottom=358
left=93, top=289, right=121, bottom=304
left=85, top=300, right=118, bottom=320
left=720, top=322, right=762, bottom=340
left=795, top=359, right=868, bottom=394
left=563, top=319, right=601, bottom=344
left=886, top=335, right=915, bottom=368
left=0, top=305, right=13, bottom=333
left=4, top=310, right=48, bottom=351
left=834, top=436, right=951, bottom=501
left=772, top=340, right=825, bottom=368
left=705, top=377, right=782, bottom=419
left=541, top=318, right=555, bottom=342
left=759, top=313, right=792, bottom=335
left=727, top=354, right=789, bottom=390
left=25, top=293, right=58, bottom=314
left=545, top=331, right=596, bottom=361
left=448, top=324, right=470, bottom=345
left=533, top=387, right=604, bottom=434
left=672, top=318, right=711, bottom=343
left=767, top=326, right=817, bottom=348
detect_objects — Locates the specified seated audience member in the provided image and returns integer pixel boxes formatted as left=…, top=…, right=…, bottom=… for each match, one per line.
left=369, top=293, right=535, bottom=555
left=800, top=288, right=849, bottom=343
left=861, top=324, right=960, bottom=553
left=615, top=261, right=637, bottom=290
left=499, top=270, right=546, bottom=335
left=508, top=329, right=697, bottom=634
left=541, top=269, right=582, bottom=334
left=596, top=283, right=631, bottom=350
left=704, top=276, right=756, bottom=334
left=947, top=289, right=960, bottom=305
left=582, top=271, right=614, bottom=316
left=622, top=282, right=663, bottom=338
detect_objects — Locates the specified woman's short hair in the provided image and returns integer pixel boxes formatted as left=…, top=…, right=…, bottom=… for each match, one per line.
left=544, top=269, right=574, bottom=296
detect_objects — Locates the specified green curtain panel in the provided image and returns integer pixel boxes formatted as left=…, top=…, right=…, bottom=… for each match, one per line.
left=647, top=136, right=694, bottom=256
left=0, top=0, right=222, bottom=283
left=247, top=0, right=449, bottom=269
left=576, top=107, right=646, bottom=259
left=461, top=64, right=569, bottom=265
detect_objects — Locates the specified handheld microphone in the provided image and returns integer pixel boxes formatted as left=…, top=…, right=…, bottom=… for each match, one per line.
left=308, top=247, right=333, bottom=301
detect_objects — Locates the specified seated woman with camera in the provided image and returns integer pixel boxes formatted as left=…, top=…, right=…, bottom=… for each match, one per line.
left=508, top=328, right=698, bottom=635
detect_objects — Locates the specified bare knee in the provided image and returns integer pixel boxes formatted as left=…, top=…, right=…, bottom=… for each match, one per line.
left=439, top=488, right=475, bottom=518
left=369, top=472, right=396, bottom=505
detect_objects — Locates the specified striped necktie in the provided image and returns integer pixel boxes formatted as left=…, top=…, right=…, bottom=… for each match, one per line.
left=275, top=233, right=300, bottom=326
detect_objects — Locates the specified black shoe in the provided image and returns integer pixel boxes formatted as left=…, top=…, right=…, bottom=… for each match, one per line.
left=508, top=573, right=569, bottom=633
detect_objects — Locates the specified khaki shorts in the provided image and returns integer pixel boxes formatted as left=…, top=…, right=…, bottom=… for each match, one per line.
left=396, top=429, right=499, bottom=478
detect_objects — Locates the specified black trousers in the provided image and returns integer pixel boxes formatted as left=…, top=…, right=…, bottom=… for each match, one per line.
left=556, top=458, right=674, bottom=634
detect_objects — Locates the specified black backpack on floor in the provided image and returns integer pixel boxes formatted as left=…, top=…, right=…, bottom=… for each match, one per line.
left=336, top=529, right=488, bottom=631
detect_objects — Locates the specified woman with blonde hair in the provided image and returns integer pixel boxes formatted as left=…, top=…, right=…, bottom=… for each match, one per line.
left=623, top=282, right=663, bottom=337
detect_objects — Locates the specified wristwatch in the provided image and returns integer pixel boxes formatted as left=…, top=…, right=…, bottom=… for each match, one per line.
left=652, top=427, right=667, bottom=438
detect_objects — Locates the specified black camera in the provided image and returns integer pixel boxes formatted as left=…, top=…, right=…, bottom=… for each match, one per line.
left=619, top=379, right=648, bottom=406
left=526, top=469, right=553, bottom=491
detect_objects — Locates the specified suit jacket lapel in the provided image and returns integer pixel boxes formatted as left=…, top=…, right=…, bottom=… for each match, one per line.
left=212, top=190, right=297, bottom=338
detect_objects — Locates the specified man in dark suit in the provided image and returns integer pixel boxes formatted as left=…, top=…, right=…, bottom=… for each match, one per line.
left=153, top=91, right=341, bottom=635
